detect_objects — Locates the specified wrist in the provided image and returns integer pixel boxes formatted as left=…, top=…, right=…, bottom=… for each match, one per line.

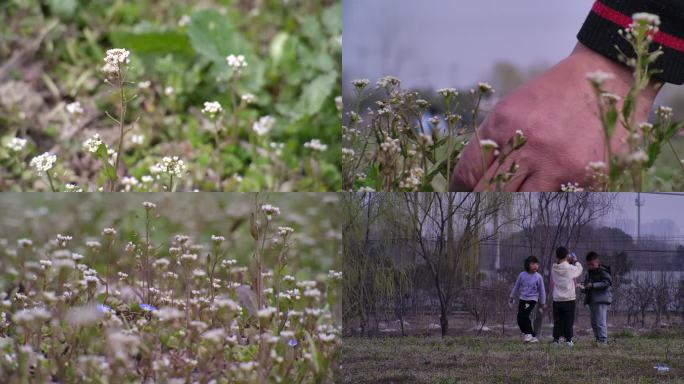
left=570, top=42, right=660, bottom=109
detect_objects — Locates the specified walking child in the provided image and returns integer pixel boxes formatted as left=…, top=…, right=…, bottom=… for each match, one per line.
left=509, top=256, right=547, bottom=343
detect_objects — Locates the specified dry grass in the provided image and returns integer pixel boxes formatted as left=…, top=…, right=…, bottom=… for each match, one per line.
left=341, top=331, right=684, bottom=384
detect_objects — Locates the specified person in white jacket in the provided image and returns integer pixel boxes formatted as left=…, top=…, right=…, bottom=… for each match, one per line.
left=550, top=246, right=583, bottom=346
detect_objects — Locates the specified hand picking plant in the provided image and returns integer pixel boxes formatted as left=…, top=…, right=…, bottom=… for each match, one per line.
left=0, top=201, right=341, bottom=383
left=342, top=77, right=527, bottom=192
left=0, top=2, right=341, bottom=192
left=586, top=13, right=684, bottom=192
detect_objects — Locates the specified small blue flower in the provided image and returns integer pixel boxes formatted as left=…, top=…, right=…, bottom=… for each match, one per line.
left=288, top=338, right=298, bottom=347
left=140, top=303, right=157, bottom=312
left=97, top=304, right=114, bottom=314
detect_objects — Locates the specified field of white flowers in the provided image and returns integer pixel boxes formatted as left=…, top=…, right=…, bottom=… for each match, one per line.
left=0, top=193, right=341, bottom=383
left=0, top=0, right=341, bottom=191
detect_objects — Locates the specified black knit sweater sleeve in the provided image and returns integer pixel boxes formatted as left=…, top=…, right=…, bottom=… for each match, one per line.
left=577, top=0, right=684, bottom=84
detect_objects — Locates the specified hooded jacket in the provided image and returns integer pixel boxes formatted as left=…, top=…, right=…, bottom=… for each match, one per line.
left=582, top=264, right=613, bottom=305
left=551, top=261, right=583, bottom=302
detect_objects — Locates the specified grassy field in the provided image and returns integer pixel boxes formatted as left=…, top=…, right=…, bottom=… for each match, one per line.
left=341, top=332, right=684, bottom=384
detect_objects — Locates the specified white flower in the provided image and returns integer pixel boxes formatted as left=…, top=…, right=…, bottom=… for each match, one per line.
left=626, top=149, right=648, bottom=164
left=351, top=79, right=369, bottom=89
left=102, top=228, right=117, bottom=236
left=241, top=93, right=256, bottom=104
left=586, top=70, right=615, bottom=86
left=154, top=156, right=186, bottom=178
left=342, top=148, right=355, bottom=160
left=178, top=14, right=191, bottom=27
left=477, top=82, right=494, bottom=94
left=261, top=204, right=280, bottom=219
left=303, top=139, right=328, bottom=152
left=358, top=186, right=375, bottom=192
left=29, top=152, right=56, bottom=174
left=211, top=235, right=225, bottom=243
left=328, top=270, right=343, bottom=280
left=138, top=80, right=151, bottom=89
left=437, top=88, right=458, bottom=98
left=479, top=139, right=498, bottom=151
left=257, top=307, right=277, bottom=319
left=65, top=183, right=82, bottom=192
left=66, top=101, right=84, bottom=115
left=252, top=115, right=275, bottom=136
left=656, top=106, right=673, bottom=119
left=164, top=86, right=174, bottom=96
left=83, top=134, right=103, bottom=153
left=600, top=92, right=621, bottom=103
left=560, top=182, right=584, bottom=192
left=201, top=101, right=223, bottom=117
left=130, top=134, right=145, bottom=145
left=277, top=226, right=295, bottom=236
left=376, top=76, right=401, bottom=88
left=226, top=54, right=247, bottom=71
left=587, top=161, right=607, bottom=171
left=102, top=48, right=130, bottom=74
left=18, top=238, right=33, bottom=247
left=6, top=137, right=27, bottom=152
left=632, top=13, right=660, bottom=27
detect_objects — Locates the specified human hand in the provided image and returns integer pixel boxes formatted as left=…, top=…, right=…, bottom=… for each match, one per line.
left=450, top=43, right=660, bottom=192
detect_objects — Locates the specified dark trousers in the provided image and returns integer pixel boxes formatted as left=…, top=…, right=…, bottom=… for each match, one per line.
left=553, top=300, right=576, bottom=342
left=517, top=300, right=537, bottom=336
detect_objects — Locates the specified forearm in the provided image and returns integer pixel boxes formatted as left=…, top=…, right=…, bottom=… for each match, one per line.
left=578, top=0, right=684, bottom=85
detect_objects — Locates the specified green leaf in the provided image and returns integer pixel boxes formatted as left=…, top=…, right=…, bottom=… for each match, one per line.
left=49, top=0, right=78, bottom=19
left=186, top=9, right=253, bottom=64
left=603, top=106, right=618, bottom=140
left=295, top=71, right=337, bottom=116
left=322, top=2, right=342, bottom=36
left=109, top=30, right=193, bottom=56
left=96, top=143, right=117, bottom=181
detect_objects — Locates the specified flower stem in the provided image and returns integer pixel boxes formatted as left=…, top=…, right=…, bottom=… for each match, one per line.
left=45, top=171, right=56, bottom=192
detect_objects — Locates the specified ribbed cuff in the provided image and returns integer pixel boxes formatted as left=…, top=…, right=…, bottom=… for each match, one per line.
left=577, top=0, right=684, bottom=85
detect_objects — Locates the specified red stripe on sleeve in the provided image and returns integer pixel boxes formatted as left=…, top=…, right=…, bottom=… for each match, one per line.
left=591, top=1, right=684, bottom=53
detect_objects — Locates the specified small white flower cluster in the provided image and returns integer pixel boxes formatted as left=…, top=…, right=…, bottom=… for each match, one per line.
left=587, top=161, right=607, bottom=172
left=211, top=235, right=225, bottom=243
left=586, top=70, right=615, bottom=86
left=152, top=156, right=186, bottom=178
left=342, top=148, right=355, bottom=161
left=142, top=201, right=156, bottom=210
left=328, top=270, right=343, bottom=280
left=656, top=106, right=673, bottom=119
left=12, top=307, right=51, bottom=326
left=477, top=82, right=494, bottom=94
left=83, top=134, right=104, bottom=153
left=66, top=101, right=84, bottom=115
left=560, top=182, right=584, bottom=192
left=626, top=149, right=648, bottom=164
left=277, top=226, right=295, bottom=237
left=261, top=204, right=281, bottom=220
left=379, top=137, right=400, bottom=154
left=437, top=88, right=458, bottom=98
left=252, top=115, right=275, bottom=136
left=241, top=93, right=256, bottom=104
left=102, top=48, right=131, bottom=75
left=630, top=12, right=660, bottom=30
left=479, top=139, right=498, bottom=151
left=351, top=78, right=369, bottom=89
left=376, top=76, right=401, bottom=89
left=226, top=54, right=247, bottom=71
left=29, top=152, right=57, bottom=175
left=201, top=101, right=223, bottom=118
left=399, top=167, right=424, bottom=191
left=303, top=139, right=328, bottom=152
left=6, top=137, right=27, bottom=152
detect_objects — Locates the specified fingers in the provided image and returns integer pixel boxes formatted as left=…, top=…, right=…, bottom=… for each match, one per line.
left=473, top=154, right=529, bottom=192
left=449, top=136, right=496, bottom=191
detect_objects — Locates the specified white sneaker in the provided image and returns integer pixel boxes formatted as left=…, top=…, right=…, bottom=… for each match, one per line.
left=529, top=337, right=539, bottom=343
left=566, top=341, right=574, bottom=347
left=523, top=334, right=533, bottom=343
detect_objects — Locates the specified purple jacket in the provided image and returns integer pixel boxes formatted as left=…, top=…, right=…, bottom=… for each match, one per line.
left=510, top=271, right=546, bottom=305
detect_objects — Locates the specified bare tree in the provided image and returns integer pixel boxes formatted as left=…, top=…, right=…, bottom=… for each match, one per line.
left=401, top=193, right=507, bottom=336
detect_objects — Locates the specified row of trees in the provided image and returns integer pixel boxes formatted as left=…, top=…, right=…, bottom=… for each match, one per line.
left=342, top=193, right=684, bottom=338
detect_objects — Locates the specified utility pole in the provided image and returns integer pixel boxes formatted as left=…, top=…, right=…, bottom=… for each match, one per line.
left=635, top=192, right=645, bottom=242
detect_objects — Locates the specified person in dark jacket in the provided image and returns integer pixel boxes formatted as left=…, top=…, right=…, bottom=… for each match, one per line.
left=581, top=251, right=612, bottom=345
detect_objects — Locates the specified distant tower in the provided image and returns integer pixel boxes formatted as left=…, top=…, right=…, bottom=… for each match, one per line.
left=635, top=192, right=645, bottom=242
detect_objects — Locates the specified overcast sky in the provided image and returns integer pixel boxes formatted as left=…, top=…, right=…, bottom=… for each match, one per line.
left=606, top=193, right=684, bottom=238
left=343, top=0, right=595, bottom=90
